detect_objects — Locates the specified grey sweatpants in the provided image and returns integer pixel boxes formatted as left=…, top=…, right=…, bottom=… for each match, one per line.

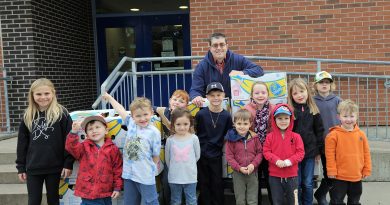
left=269, top=176, right=299, bottom=205
left=232, top=170, right=259, bottom=205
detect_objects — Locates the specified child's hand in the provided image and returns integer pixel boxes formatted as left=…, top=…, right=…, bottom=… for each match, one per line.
left=276, top=160, right=286, bottom=168
left=191, top=96, right=204, bottom=107
left=102, top=92, right=113, bottom=102
left=18, top=173, right=27, bottom=182
left=328, top=175, right=336, bottom=179
left=315, top=154, right=321, bottom=161
left=246, top=164, right=255, bottom=174
left=61, top=168, right=72, bottom=179
left=239, top=167, right=248, bottom=175
left=71, top=121, right=82, bottom=133
left=111, top=190, right=120, bottom=199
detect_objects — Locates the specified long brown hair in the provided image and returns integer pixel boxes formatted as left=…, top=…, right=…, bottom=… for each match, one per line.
left=170, top=108, right=194, bottom=135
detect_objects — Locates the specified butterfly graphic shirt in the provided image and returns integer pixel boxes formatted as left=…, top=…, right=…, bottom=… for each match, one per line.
left=165, top=134, right=200, bottom=184
left=122, top=116, right=161, bottom=185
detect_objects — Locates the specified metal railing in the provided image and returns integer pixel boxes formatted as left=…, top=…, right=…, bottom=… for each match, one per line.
left=0, top=67, right=11, bottom=133
left=92, top=56, right=390, bottom=140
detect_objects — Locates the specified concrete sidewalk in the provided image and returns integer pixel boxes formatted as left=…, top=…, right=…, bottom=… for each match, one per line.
left=256, top=182, right=390, bottom=204
left=0, top=137, right=389, bottom=204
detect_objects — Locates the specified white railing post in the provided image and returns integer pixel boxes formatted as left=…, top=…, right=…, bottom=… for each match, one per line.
left=131, top=61, right=137, bottom=99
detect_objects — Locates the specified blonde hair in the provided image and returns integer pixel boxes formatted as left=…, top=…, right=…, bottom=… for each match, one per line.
left=233, top=109, right=253, bottom=123
left=129, top=97, right=152, bottom=113
left=250, top=81, right=269, bottom=98
left=337, top=99, right=358, bottom=115
left=170, top=108, right=194, bottom=134
left=24, top=78, right=65, bottom=131
left=171, top=90, right=189, bottom=104
left=288, top=78, right=320, bottom=115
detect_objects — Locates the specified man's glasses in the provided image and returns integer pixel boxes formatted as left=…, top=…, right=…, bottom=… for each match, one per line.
left=211, top=43, right=227, bottom=49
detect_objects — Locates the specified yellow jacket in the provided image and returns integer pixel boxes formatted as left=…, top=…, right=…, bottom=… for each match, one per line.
left=325, top=125, right=371, bottom=182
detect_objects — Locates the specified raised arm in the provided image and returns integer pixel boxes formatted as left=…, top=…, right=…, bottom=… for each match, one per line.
left=65, top=121, right=85, bottom=160
left=102, top=92, right=128, bottom=122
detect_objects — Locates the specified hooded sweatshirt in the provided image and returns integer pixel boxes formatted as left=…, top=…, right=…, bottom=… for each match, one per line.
left=314, top=93, right=342, bottom=137
left=16, top=111, right=74, bottom=175
left=189, top=50, right=263, bottom=99
left=325, top=125, right=372, bottom=182
left=225, top=129, right=263, bottom=172
left=263, top=104, right=305, bottom=178
left=292, top=102, right=324, bottom=158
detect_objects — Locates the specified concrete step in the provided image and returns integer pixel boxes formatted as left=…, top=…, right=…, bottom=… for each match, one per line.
left=0, top=164, right=21, bottom=184
left=0, top=137, right=17, bottom=165
left=0, top=184, right=47, bottom=205
left=0, top=153, right=16, bottom=165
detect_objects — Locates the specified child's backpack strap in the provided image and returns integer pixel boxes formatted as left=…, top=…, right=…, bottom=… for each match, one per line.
left=156, top=107, right=171, bottom=132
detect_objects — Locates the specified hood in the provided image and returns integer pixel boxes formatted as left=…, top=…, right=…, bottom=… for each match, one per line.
left=225, top=129, right=256, bottom=142
left=329, top=124, right=360, bottom=133
left=314, top=93, right=338, bottom=101
left=205, top=49, right=232, bottom=67
left=84, top=137, right=114, bottom=148
left=270, top=103, right=295, bottom=133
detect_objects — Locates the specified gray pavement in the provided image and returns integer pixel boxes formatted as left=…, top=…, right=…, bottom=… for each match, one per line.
left=0, top=137, right=389, bottom=204
left=256, top=182, right=390, bottom=205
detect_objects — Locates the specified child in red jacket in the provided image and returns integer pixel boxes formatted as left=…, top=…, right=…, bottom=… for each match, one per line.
left=263, top=104, right=305, bottom=205
left=66, top=115, right=123, bottom=204
left=225, top=109, right=263, bottom=205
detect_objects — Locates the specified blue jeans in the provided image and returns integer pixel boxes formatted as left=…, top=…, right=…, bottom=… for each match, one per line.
left=169, top=183, right=197, bottom=205
left=298, top=157, right=315, bottom=205
left=123, top=179, right=159, bottom=205
left=81, top=197, right=112, bottom=205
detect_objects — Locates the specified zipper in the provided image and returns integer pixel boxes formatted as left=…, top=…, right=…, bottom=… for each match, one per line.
left=92, top=146, right=100, bottom=196
left=244, top=139, right=248, bottom=166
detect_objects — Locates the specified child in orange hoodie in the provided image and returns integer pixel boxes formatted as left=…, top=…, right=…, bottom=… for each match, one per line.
left=325, top=99, right=372, bottom=205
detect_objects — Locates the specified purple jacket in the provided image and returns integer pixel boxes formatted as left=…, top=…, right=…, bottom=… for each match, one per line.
left=225, top=129, right=263, bottom=172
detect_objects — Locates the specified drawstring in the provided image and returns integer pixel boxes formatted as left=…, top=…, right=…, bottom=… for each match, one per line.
left=280, top=177, right=288, bottom=183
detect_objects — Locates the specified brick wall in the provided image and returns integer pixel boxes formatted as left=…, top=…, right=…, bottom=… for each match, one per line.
left=190, top=0, right=390, bottom=125
left=190, top=0, right=390, bottom=126
left=0, top=37, right=6, bottom=132
left=0, top=0, right=95, bottom=130
left=190, top=0, right=389, bottom=73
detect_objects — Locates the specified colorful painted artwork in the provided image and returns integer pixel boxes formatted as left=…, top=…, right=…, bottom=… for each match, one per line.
left=230, top=73, right=288, bottom=113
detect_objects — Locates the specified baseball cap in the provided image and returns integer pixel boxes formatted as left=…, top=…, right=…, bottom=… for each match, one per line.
left=81, top=115, right=107, bottom=130
left=274, top=106, right=292, bottom=116
left=206, top=82, right=224, bottom=94
left=315, top=71, right=333, bottom=83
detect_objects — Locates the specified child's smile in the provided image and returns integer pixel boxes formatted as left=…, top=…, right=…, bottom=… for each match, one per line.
left=132, top=108, right=153, bottom=128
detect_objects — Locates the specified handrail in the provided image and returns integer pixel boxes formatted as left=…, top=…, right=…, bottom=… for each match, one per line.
left=92, top=55, right=390, bottom=109
left=1, top=67, right=11, bottom=132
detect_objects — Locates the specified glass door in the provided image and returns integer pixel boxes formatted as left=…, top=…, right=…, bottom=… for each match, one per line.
left=96, top=14, right=190, bottom=106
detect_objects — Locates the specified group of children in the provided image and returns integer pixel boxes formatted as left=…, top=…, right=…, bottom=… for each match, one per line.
left=16, top=71, right=371, bottom=205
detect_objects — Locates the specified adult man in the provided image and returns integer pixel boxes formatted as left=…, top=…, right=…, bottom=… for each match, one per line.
left=190, top=33, right=264, bottom=107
